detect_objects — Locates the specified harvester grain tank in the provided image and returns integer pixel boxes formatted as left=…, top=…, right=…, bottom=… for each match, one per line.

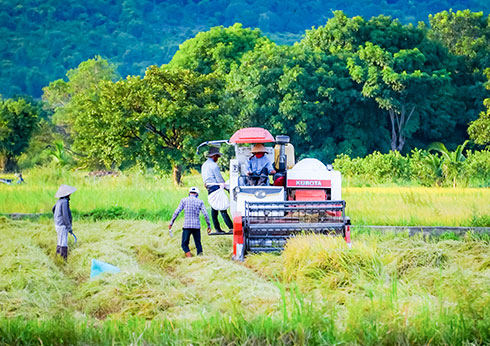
left=198, top=127, right=351, bottom=261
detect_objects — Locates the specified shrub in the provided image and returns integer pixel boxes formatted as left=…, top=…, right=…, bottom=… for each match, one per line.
left=463, top=149, right=490, bottom=186
left=409, top=149, right=444, bottom=186
left=334, top=148, right=490, bottom=187
left=361, top=151, right=411, bottom=183
left=470, top=214, right=490, bottom=227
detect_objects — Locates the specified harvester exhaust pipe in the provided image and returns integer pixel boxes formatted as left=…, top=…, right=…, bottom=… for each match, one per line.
left=275, top=135, right=289, bottom=172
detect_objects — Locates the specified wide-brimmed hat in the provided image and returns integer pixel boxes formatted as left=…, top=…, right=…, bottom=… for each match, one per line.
left=55, top=184, right=76, bottom=198
left=251, top=143, right=268, bottom=154
left=207, top=147, right=222, bottom=157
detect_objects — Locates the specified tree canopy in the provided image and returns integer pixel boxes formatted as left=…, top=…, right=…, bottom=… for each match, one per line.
left=468, top=68, right=490, bottom=147
left=169, top=24, right=267, bottom=75
left=71, top=65, right=233, bottom=183
left=42, top=56, right=118, bottom=137
left=0, top=97, right=40, bottom=171
left=228, top=41, right=382, bottom=162
left=3, top=9, right=490, bottom=176
left=429, top=9, right=490, bottom=72
left=1, top=1, right=490, bottom=98
left=302, top=12, right=485, bottom=153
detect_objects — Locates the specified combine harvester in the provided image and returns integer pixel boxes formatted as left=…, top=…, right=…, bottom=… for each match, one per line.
left=198, top=127, right=351, bottom=261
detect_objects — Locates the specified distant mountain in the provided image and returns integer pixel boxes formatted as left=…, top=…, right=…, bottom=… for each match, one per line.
left=1, top=0, right=489, bottom=97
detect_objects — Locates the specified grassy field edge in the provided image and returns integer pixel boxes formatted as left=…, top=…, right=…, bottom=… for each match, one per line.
left=1, top=306, right=489, bottom=346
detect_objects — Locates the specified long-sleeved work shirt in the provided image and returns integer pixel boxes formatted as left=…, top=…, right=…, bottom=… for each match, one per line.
left=53, top=198, right=72, bottom=228
left=201, top=158, right=225, bottom=186
left=248, top=155, right=274, bottom=175
left=170, top=196, right=211, bottom=229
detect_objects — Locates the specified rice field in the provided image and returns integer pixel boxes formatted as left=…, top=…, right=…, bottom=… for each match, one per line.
left=1, top=168, right=489, bottom=344
left=1, top=167, right=490, bottom=226
left=0, top=168, right=193, bottom=215
left=0, top=218, right=489, bottom=345
left=343, top=186, right=490, bottom=226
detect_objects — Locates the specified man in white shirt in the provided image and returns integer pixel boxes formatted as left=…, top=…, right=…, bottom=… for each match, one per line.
left=201, top=147, right=233, bottom=233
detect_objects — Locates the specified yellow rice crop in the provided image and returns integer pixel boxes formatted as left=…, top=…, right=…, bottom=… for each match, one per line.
left=2, top=169, right=489, bottom=226
left=0, top=217, right=489, bottom=344
left=0, top=217, right=281, bottom=321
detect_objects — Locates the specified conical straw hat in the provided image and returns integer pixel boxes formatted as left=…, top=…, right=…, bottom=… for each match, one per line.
left=251, top=143, right=267, bottom=153
left=55, top=184, right=76, bottom=198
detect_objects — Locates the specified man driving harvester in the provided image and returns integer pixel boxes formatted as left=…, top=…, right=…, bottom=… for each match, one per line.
left=201, top=146, right=234, bottom=233
left=247, top=143, right=276, bottom=186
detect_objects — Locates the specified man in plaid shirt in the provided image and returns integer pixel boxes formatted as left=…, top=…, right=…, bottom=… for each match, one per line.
left=168, top=187, right=211, bottom=257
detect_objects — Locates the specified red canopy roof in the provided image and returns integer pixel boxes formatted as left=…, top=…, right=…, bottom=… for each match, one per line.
left=229, top=127, right=275, bottom=144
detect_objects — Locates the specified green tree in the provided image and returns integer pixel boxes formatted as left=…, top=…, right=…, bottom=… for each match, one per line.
left=302, top=12, right=425, bottom=55
left=428, top=10, right=490, bottom=72
left=468, top=68, right=490, bottom=147
left=303, top=12, right=477, bottom=153
left=169, top=23, right=267, bottom=75
left=468, top=105, right=490, bottom=147
left=301, top=11, right=365, bottom=54
left=46, top=140, right=73, bottom=167
left=73, top=66, right=233, bottom=184
left=0, top=97, right=40, bottom=171
left=42, top=56, right=118, bottom=138
left=228, top=41, right=380, bottom=162
left=347, top=42, right=450, bottom=152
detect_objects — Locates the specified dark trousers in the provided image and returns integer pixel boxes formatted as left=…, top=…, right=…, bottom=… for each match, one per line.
left=182, top=228, right=202, bottom=255
left=247, top=167, right=270, bottom=186
left=207, top=185, right=233, bottom=232
left=211, top=208, right=233, bottom=232
left=56, top=245, right=68, bottom=260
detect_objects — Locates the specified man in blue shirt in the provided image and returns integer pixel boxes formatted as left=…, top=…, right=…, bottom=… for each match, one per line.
left=247, top=144, right=276, bottom=186
left=169, top=187, right=211, bottom=257
left=201, top=147, right=234, bottom=233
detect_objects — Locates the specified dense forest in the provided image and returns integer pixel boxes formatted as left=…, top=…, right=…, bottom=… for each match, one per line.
left=1, top=0, right=490, bottom=97
left=1, top=3, right=490, bottom=186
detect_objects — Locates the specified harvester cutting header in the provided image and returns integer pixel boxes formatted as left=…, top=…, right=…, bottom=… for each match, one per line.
left=198, top=127, right=351, bottom=261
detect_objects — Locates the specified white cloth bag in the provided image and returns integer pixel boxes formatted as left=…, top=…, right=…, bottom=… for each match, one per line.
left=208, top=187, right=230, bottom=211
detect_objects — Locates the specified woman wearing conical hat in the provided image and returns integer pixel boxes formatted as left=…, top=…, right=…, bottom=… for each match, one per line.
left=52, top=184, right=76, bottom=261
